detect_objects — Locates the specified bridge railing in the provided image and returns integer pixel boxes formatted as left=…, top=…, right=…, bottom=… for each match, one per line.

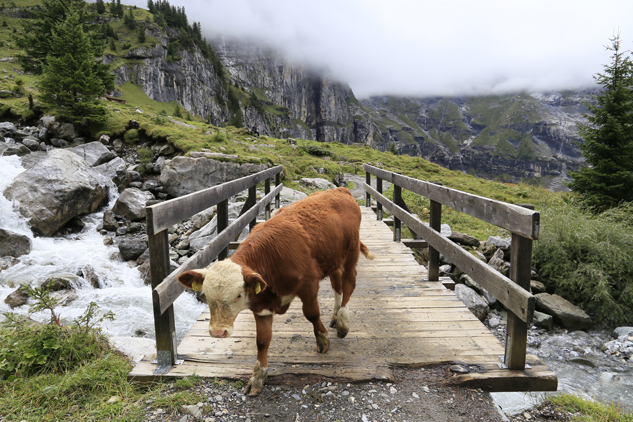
left=363, top=164, right=538, bottom=370
left=146, top=165, right=284, bottom=374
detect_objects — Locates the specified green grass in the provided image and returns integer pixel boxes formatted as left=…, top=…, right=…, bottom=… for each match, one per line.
left=545, top=394, right=633, bottom=422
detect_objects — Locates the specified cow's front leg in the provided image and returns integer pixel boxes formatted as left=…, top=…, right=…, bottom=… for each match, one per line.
left=244, top=313, right=272, bottom=396
left=301, top=295, right=329, bottom=354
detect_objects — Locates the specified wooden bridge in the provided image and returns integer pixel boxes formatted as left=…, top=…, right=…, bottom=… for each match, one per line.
left=130, top=165, right=557, bottom=392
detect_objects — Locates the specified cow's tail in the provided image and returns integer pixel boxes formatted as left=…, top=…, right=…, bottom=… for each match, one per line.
left=360, top=241, right=375, bottom=260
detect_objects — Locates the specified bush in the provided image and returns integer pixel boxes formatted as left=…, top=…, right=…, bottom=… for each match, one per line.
left=124, top=128, right=139, bottom=144
left=301, top=144, right=333, bottom=158
left=533, top=201, right=633, bottom=326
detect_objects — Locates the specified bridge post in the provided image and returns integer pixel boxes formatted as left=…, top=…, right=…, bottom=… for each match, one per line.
left=505, top=232, right=533, bottom=369
left=248, top=186, right=257, bottom=231
left=428, top=199, right=442, bottom=281
left=376, top=177, right=383, bottom=220
left=365, top=172, right=371, bottom=207
left=265, top=178, right=271, bottom=220
left=275, top=173, right=281, bottom=210
left=147, top=226, right=177, bottom=374
left=393, top=185, right=402, bottom=241
left=218, top=199, right=229, bottom=260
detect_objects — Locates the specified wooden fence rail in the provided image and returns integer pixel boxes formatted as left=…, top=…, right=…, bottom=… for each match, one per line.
left=146, top=166, right=283, bottom=374
left=363, top=164, right=538, bottom=370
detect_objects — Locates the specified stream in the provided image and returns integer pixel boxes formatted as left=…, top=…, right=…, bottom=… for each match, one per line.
left=0, top=153, right=631, bottom=415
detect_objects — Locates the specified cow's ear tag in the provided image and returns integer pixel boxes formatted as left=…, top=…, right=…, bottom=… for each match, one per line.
left=255, top=281, right=262, bottom=294
left=192, top=281, right=203, bottom=292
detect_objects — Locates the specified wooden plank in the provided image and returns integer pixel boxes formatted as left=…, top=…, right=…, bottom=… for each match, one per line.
left=428, top=199, right=441, bottom=281
left=154, top=184, right=284, bottom=315
left=402, top=239, right=428, bottom=248
left=364, top=183, right=535, bottom=323
left=364, top=164, right=539, bottom=240
left=147, top=166, right=282, bottom=235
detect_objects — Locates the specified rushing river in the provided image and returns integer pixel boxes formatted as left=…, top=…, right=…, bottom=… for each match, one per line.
left=1, top=152, right=631, bottom=415
left=0, top=154, right=205, bottom=342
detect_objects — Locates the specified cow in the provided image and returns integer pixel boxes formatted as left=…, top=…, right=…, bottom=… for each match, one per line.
left=177, top=187, right=374, bottom=396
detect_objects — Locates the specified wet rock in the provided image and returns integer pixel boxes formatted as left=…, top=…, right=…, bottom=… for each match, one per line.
left=42, top=117, right=77, bottom=141
left=103, top=210, right=119, bottom=231
left=4, top=286, right=29, bottom=308
left=535, top=293, right=593, bottom=330
left=112, top=188, right=155, bottom=221
left=2, top=143, right=30, bottom=156
left=79, top=265, right=100, bottom=289
left=42, top=273, right=79, bottom=291
left=0, top=256, right=18, bottom=271
left=612, top=327, right=633, bottom=342
left=69, top=141, right=115, bottom=166
left=533, top=310, right=553, bottom=331
left=454, top=284, right=489, bottom=321
left=4, top=149, right=110, bottom=236
left=50, top=138, right=68, bottom=148
left=449, top=231, right=480, bottom=248
left=98, top=134, right=110, bottom=145
left=118, top=238, right=148, bottom=261
left=0, top=228, right=32, bottom=258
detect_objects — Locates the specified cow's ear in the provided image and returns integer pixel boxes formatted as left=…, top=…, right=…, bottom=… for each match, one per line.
left=178, top=270, right=206, bottom=292
left=245, top=272, right=268, bottom=294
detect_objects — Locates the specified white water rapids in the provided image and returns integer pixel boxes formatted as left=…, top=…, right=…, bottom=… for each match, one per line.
left=0, top=154, right=205, bottom=342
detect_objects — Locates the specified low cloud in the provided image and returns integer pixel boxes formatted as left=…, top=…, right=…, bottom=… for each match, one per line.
left=125, top=0, right=633, bottom=98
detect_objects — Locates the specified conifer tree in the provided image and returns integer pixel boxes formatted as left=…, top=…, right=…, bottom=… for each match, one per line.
left=568, top=34, right=633, bottom=211
left=96, top=0, right=105, bottom=14
left=137, top=26, right=145, bottom=43
left=37, top=8, right=114, bottom=123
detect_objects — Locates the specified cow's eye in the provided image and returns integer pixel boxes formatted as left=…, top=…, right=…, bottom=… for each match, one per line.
left=235, top=294, right=242, bottom=302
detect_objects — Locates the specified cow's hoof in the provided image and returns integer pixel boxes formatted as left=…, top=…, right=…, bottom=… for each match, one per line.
left=336, top=307, right=349, bottom=338
left=316, top=331, right=330, bottom=353
left=244, top=361, right=268, bottom=396
left=329, top=318, right=337, bottom=328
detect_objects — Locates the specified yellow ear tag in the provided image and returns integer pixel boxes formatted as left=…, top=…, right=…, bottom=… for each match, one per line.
left=191, top=281, right=203, bottom=292
left=255, top=281, right=262, bottom=294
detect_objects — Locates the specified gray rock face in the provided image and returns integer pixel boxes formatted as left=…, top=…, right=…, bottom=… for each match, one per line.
left=118, top=238, right=148, bottom=261
left=41, top=117, right=77, bottom=141
left=159, top=156, right=267, bottom=197
left=191, top=206, right=216, bottom=230
left=189, top=202, right=244, bottom=251
left=535, top=293, right=593, bottom=330
left=3, top=149, right=110, bottom=236
left=112, top=188, right=155, bottom=221
left=0, top=228, right=32, bottom=258
left=94, top=156, right=129, bottom=186
left=69, top=141, right=114, bottom=166
left=454, top=284, right=489, bottom=321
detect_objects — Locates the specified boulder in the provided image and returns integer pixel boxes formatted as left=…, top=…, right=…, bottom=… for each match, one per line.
left=454, top=284, right=489, bottom=321
left=4, top=287, right=29, bottom=309
left=189, top=202, right=243, bottom=251
left=487, top=236, right=511, bottom=249
left=94, top=156, right=128, bottom=186
left=530, top=280, right=547, bottom=294
left=299, top=177, right=336, bottom=190
left=102, top=210, right=119, bottom=231
left=42, top=273, right=79, bottom=291
left=533, top=311, right=553, bottom=331
left=112, top=188, right=155, bottom=221
left=118, top=238, right=148, bottom=261
left=3, top=149, right=110, bottom=236
left=449, top=231, right=480, bottom=248
left=612, top=327, right=633, bottom=342
left=21, top=137, right=41, bottom=151
left=43, top=117, right=77, bottom=141
left=0, top=228, right=32, bottom=258
left=159, top=156, right=267, bottom=197
left=69, top=141, right=115, bottom=166
left=0, top=121, right=16, bottom=133
left=2, top=143, right=30, bottom=157
left=534, top=293, right=593, bottom=330
left=191, top=206, right=216, bottom=230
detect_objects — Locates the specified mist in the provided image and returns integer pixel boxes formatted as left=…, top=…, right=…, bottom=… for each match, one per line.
left=123, top=0, right=633, bottom=98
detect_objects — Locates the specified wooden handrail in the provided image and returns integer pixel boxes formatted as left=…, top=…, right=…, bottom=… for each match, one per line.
left=153, top=184, right=283, bottom=316
left=364, top=164, right=539, bottom=240
left=364, top=183, right=534, bottom=323
left=147, top=166, right=283, bottom=235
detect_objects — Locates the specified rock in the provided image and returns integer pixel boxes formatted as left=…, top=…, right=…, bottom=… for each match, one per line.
left=477, top=241, right=497, bottom=258
left=79, top=265, right=100, bottom=288
left=0, top=121, right=16, bottom=132
left=98, top=134, right=111, bottom=145
left=118, top=238, right=148, bottom=261
left=299, top=177, right=336, bottom=190
left=158, top=144, right=175, bottom=156
left=0, top=228, right=32, bottom=258
left=454, top=284, right=489, bottom=321
left=530, top=280, right=546, bottom=294
left=2, top=143, right=31, bottom=156
left=69, top=141, right=115, bottom=166
left=112, top=188, right=155, bottom=221
left=21, top=137, right=41, bottom=151
left=179, top=404, right=203, bottom=418
left=189, top=203, right=243, bottom=251
left=487, top=236, right=511, bottom=249
left=94, top=157, right=128, bottom=186
left=460, top=274, right=482, bottom=293
left=113, top=139, right=123, bottom=151
left=612, top=327, right=633, bottom=342
left=3, top=149, right=110, bottom=236
left=534, top=293, right=593, bottom=330
left=102, top=210, right=119, bottom=231
left=277, top=187, right=308, bottom=207
left=191, top=206, right=216, bottom=230
left=449, top=231, right=480, bottom=248
left=487, top=248, right=506, bottom=271
left=4, top=286, right=29, bottom=308
left=50, top=138, right=68, bottom=148
left=159, top=156, right=267, bottom=197
left=42, top=273, right=79, bottom=291
left=533, top=310, right=553, bottom=331
left=43, top=118, right=77, bottom=140
left=468, top=249, right=487, bottom=263
left=0, top=256, right=18, bottom=271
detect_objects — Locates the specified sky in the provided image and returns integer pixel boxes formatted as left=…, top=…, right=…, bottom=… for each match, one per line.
left=124, top=0, right=633, bottom=98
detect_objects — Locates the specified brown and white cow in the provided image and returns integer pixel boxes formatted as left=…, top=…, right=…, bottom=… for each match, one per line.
left=178, top=187, right=374, bottom=395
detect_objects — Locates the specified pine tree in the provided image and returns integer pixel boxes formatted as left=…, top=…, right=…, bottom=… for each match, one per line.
left=37, top=8, right=115, bottom=123
left=116, top=0, right=123, bottom=18
left=96, top=0, right=105, bottom=14
left=568, top=34, right=633, bottom=211
left=137, top=26, right=145, bottom=43
left=174, top=104, right=183, bottom=118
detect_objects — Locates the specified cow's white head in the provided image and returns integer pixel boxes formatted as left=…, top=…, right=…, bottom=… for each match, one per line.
left=178, top=259, right=267, bottom=338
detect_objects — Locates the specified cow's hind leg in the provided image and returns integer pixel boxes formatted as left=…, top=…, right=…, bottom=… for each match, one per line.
left=244, top=313, right=272, bottom=396
left=336, top=247, right=360, bottom=338
left=300, top=292, right=329, bottom=354
left=329, top=270, right=343, bottom=329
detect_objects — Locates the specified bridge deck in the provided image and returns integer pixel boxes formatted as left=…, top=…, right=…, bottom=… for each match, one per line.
left=130, top=207, right=557, bottom=391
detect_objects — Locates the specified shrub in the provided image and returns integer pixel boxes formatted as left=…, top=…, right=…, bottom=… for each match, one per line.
left=533, top=201, right=633, bottom=326
left=124, top=128, right=139, bottom=144
left=301, top=144, right=333, bottom=158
